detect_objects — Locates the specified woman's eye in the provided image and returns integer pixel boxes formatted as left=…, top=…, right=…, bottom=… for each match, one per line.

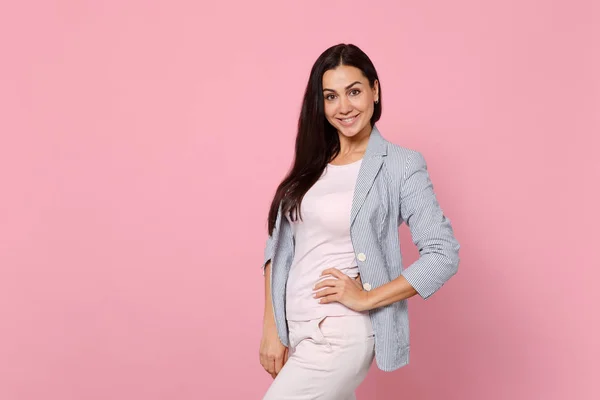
left=326, top=94, right=336, bottom=101
left=350, top=89, right=361, bottom=96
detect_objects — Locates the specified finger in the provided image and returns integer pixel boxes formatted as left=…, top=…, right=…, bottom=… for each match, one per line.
left=267, top=362, right=276, bottom=378
left=260, top=352, right=271, bottom=373
left=313, top=278, right=339, bottom=291
left=284, top=347, right=289, bottom=364
left=321, top=268, right=345, bottom=280
left=260, top=353, right=267, bottom=371
left=314, top=287, right=337, bottom=299
left=274, top=353, right=284, bottom=375
left=267, top=356, right=276, bottom=376
left=318, top=294, right=339, bottom=304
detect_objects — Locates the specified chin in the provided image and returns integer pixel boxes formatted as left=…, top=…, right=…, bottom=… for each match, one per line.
left=338, top=126, right=362, bottom=137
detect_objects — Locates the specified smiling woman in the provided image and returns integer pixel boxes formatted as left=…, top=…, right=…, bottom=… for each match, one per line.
left=259, top=43, right=460, bottom=399
left=323, top=71, right=379, bottom=136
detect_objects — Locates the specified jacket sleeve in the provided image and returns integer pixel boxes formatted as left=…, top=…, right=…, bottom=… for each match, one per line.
left=261, top=202, right=282, bottom=276
left=262, top=229, right=277, bottom=276
left=399, top=151, right=460, bottom=299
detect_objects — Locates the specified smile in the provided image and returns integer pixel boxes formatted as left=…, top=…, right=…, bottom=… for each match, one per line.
left=337, top=114, right=360, bottom=126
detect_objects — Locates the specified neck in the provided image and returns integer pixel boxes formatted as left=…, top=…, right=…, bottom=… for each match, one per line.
left=337, top=124, right=371, bottom=155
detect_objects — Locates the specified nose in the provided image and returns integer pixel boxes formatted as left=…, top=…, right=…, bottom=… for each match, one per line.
left=339, top=96, right=353, bottom=114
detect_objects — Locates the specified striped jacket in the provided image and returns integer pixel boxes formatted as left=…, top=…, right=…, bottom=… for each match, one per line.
left=262, top=125, right=460, bottom=371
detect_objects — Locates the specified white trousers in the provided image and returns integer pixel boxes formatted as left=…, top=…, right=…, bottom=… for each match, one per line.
left=263, top=314, right=375, bottom=400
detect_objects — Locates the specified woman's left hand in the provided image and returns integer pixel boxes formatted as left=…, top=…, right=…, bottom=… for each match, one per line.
left=313, top=268, right=370, bottom=312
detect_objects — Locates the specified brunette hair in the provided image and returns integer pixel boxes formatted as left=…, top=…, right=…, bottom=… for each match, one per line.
left=267, top=43, right=382, bottom=235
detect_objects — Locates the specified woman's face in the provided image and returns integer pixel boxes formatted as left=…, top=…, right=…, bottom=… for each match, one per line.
left=322, top=65, right=379, bottom=139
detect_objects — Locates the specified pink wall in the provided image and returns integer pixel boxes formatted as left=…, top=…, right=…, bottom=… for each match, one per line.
left=1, top=1, right=598, bottom=399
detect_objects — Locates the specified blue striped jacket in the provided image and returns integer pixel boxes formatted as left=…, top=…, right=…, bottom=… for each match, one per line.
left=262, top=125, right=460, bottom=371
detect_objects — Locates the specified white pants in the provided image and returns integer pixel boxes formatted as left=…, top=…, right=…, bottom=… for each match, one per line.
left=263, top=314, right=375, bottom=400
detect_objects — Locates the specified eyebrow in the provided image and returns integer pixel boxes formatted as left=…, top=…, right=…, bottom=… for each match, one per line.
left=323, top=81, right=362, bottom=93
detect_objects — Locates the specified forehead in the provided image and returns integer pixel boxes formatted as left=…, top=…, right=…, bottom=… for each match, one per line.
left=322, top=65, right=367, bottom=87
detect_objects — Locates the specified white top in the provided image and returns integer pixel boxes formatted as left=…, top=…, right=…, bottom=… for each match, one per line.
left=285, top=158, right=368, bottom=321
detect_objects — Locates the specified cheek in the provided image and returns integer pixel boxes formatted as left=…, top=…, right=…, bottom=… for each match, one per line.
left=355, top=99, right=375, bottom=115
left=354, top=97, right=373, bottom=113
left=324, top=103, right=337, bottom=119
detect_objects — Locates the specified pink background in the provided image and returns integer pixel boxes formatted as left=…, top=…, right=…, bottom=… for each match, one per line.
left=1, top=1, right=599, bottom=399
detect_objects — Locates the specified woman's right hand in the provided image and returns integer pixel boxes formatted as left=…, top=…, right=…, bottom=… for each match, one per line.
left=259, top=323, right=289, bottom=378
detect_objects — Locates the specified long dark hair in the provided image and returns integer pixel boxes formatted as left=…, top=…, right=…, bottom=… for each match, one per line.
left=267, top=43, right=382, bottom=235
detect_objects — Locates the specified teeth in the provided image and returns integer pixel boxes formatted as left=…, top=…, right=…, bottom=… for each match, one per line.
left=343, top=117, right=355, bottom=122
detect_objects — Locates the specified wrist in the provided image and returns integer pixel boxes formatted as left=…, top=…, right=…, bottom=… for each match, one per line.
left=362, top=291, right=375, bottom=311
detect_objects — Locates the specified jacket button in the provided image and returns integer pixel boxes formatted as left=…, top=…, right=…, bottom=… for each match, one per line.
left=357, top=253, right=366, bottom=262
left=363, top=283, right=372, bottom=291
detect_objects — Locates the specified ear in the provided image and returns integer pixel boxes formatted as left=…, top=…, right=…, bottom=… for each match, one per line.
left=373, top=79, right=379, bottom=102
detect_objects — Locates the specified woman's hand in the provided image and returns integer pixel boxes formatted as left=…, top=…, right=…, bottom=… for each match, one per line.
left=259, top=323, right=289, bottom=379
left=313, top=268, right=371, bottom=312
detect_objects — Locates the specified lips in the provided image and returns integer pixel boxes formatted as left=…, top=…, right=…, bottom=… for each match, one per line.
left=337, top=113, right=360, bottom=126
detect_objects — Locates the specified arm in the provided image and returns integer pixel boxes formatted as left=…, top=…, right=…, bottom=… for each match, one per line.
left=262, top=261, right=276, bottom=328
left=315, top=151, right=460, bottom=310
left=362, top=151, right=460, bottom=308
left=262, top=237, right=275, bottom=276
left=362, top=276, right=418, bottom=309
left=259, top=260, right=288, bottom=378
left=396, top=151, right=460, bottom=300
left=261, top=203, right=281, bottom=276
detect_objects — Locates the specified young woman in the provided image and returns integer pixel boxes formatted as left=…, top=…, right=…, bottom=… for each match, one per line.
left=260, top=43, right=460, bottom=399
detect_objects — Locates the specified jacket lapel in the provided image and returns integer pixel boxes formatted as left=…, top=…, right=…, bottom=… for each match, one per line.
left=350, top=125, right=387, bottom=227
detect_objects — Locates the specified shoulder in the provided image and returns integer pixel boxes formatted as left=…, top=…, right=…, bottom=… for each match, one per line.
left=382, top=139, right=425, bottom=180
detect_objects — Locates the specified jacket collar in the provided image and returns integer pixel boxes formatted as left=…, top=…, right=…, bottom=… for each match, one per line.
left=277, top=124, right=388, bottom=229
left=350, top=124, right=387, bottom=226
left=364, top=124, right=388, bottom=157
